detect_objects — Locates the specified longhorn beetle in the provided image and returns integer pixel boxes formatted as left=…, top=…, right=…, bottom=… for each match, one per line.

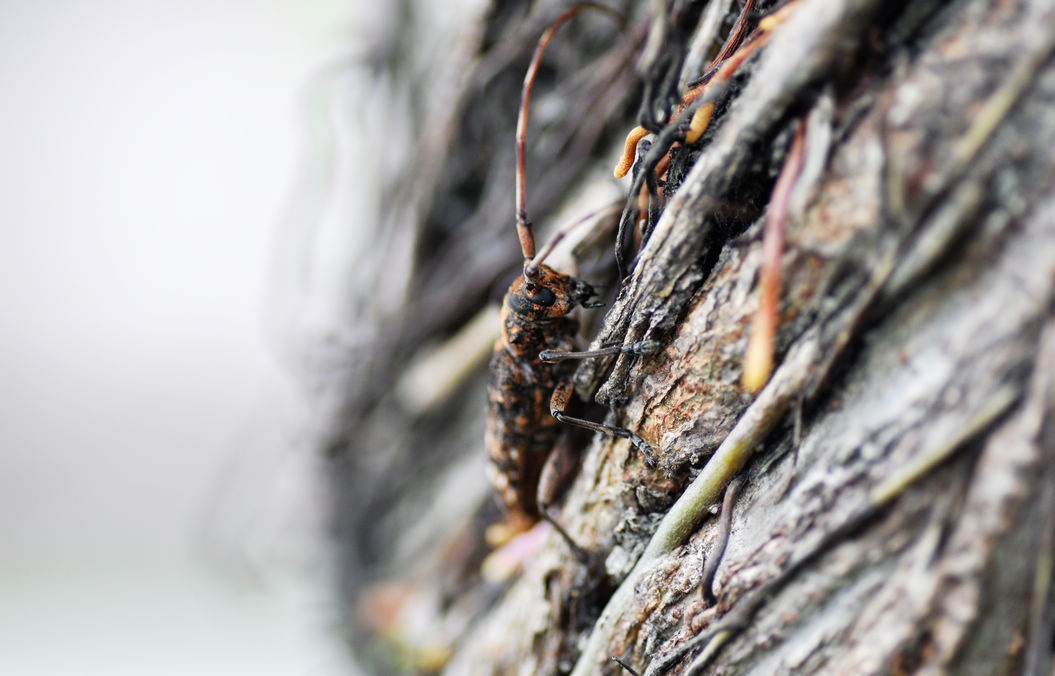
left=485, top=2, right=658, bottom=537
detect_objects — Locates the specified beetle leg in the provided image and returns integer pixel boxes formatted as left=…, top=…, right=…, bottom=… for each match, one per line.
left=529, top=435, right=590, bottom=563
left=537, top=433, right=579, bottom=509
left=539, top=508, right=591, bottom=565
left=539, top=340, right=660, bottom=363
left=550, top=381, right=656, bottom=467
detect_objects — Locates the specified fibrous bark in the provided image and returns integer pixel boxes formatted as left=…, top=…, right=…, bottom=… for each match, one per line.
left=323, top=1, right=1055, bottom=674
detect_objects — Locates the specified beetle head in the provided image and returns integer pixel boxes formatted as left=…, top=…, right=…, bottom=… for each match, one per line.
left=507, top=264, right=597, bottom=321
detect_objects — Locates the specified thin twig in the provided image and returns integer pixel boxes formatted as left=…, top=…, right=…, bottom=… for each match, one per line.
left=701, top=475, right=743, bottom=605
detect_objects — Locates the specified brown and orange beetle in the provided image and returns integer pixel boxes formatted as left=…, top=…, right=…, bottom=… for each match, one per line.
left=485, top=2, right=657, bottom=537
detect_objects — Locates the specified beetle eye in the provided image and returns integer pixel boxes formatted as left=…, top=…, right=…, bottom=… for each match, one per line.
left=530, top=287, right=556, bottom=306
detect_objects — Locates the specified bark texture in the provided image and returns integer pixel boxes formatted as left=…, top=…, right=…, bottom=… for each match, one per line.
left=324, top=1, right=1055, bottom=674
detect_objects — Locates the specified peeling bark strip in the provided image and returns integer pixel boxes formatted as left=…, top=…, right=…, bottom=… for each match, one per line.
left=333, top=0, right=1055, bottom=674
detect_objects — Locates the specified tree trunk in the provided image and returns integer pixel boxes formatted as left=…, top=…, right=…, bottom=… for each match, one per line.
left=323, top=1, right=1055, bottom=674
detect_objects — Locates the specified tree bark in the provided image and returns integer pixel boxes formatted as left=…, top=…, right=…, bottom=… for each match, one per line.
left=324, top=1, right=1055, bottom=674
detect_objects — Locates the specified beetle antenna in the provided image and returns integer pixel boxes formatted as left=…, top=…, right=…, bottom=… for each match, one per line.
left=524, top=201, right=621, bottom=278
left=516, top=2, right=624, bottom=276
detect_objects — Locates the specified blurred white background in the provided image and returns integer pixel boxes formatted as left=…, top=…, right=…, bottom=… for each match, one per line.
left=0, top=0, right=370, bottom=673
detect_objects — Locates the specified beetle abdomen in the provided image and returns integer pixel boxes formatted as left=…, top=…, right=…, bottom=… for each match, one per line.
left=485, top=347, right=560, bottom=523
